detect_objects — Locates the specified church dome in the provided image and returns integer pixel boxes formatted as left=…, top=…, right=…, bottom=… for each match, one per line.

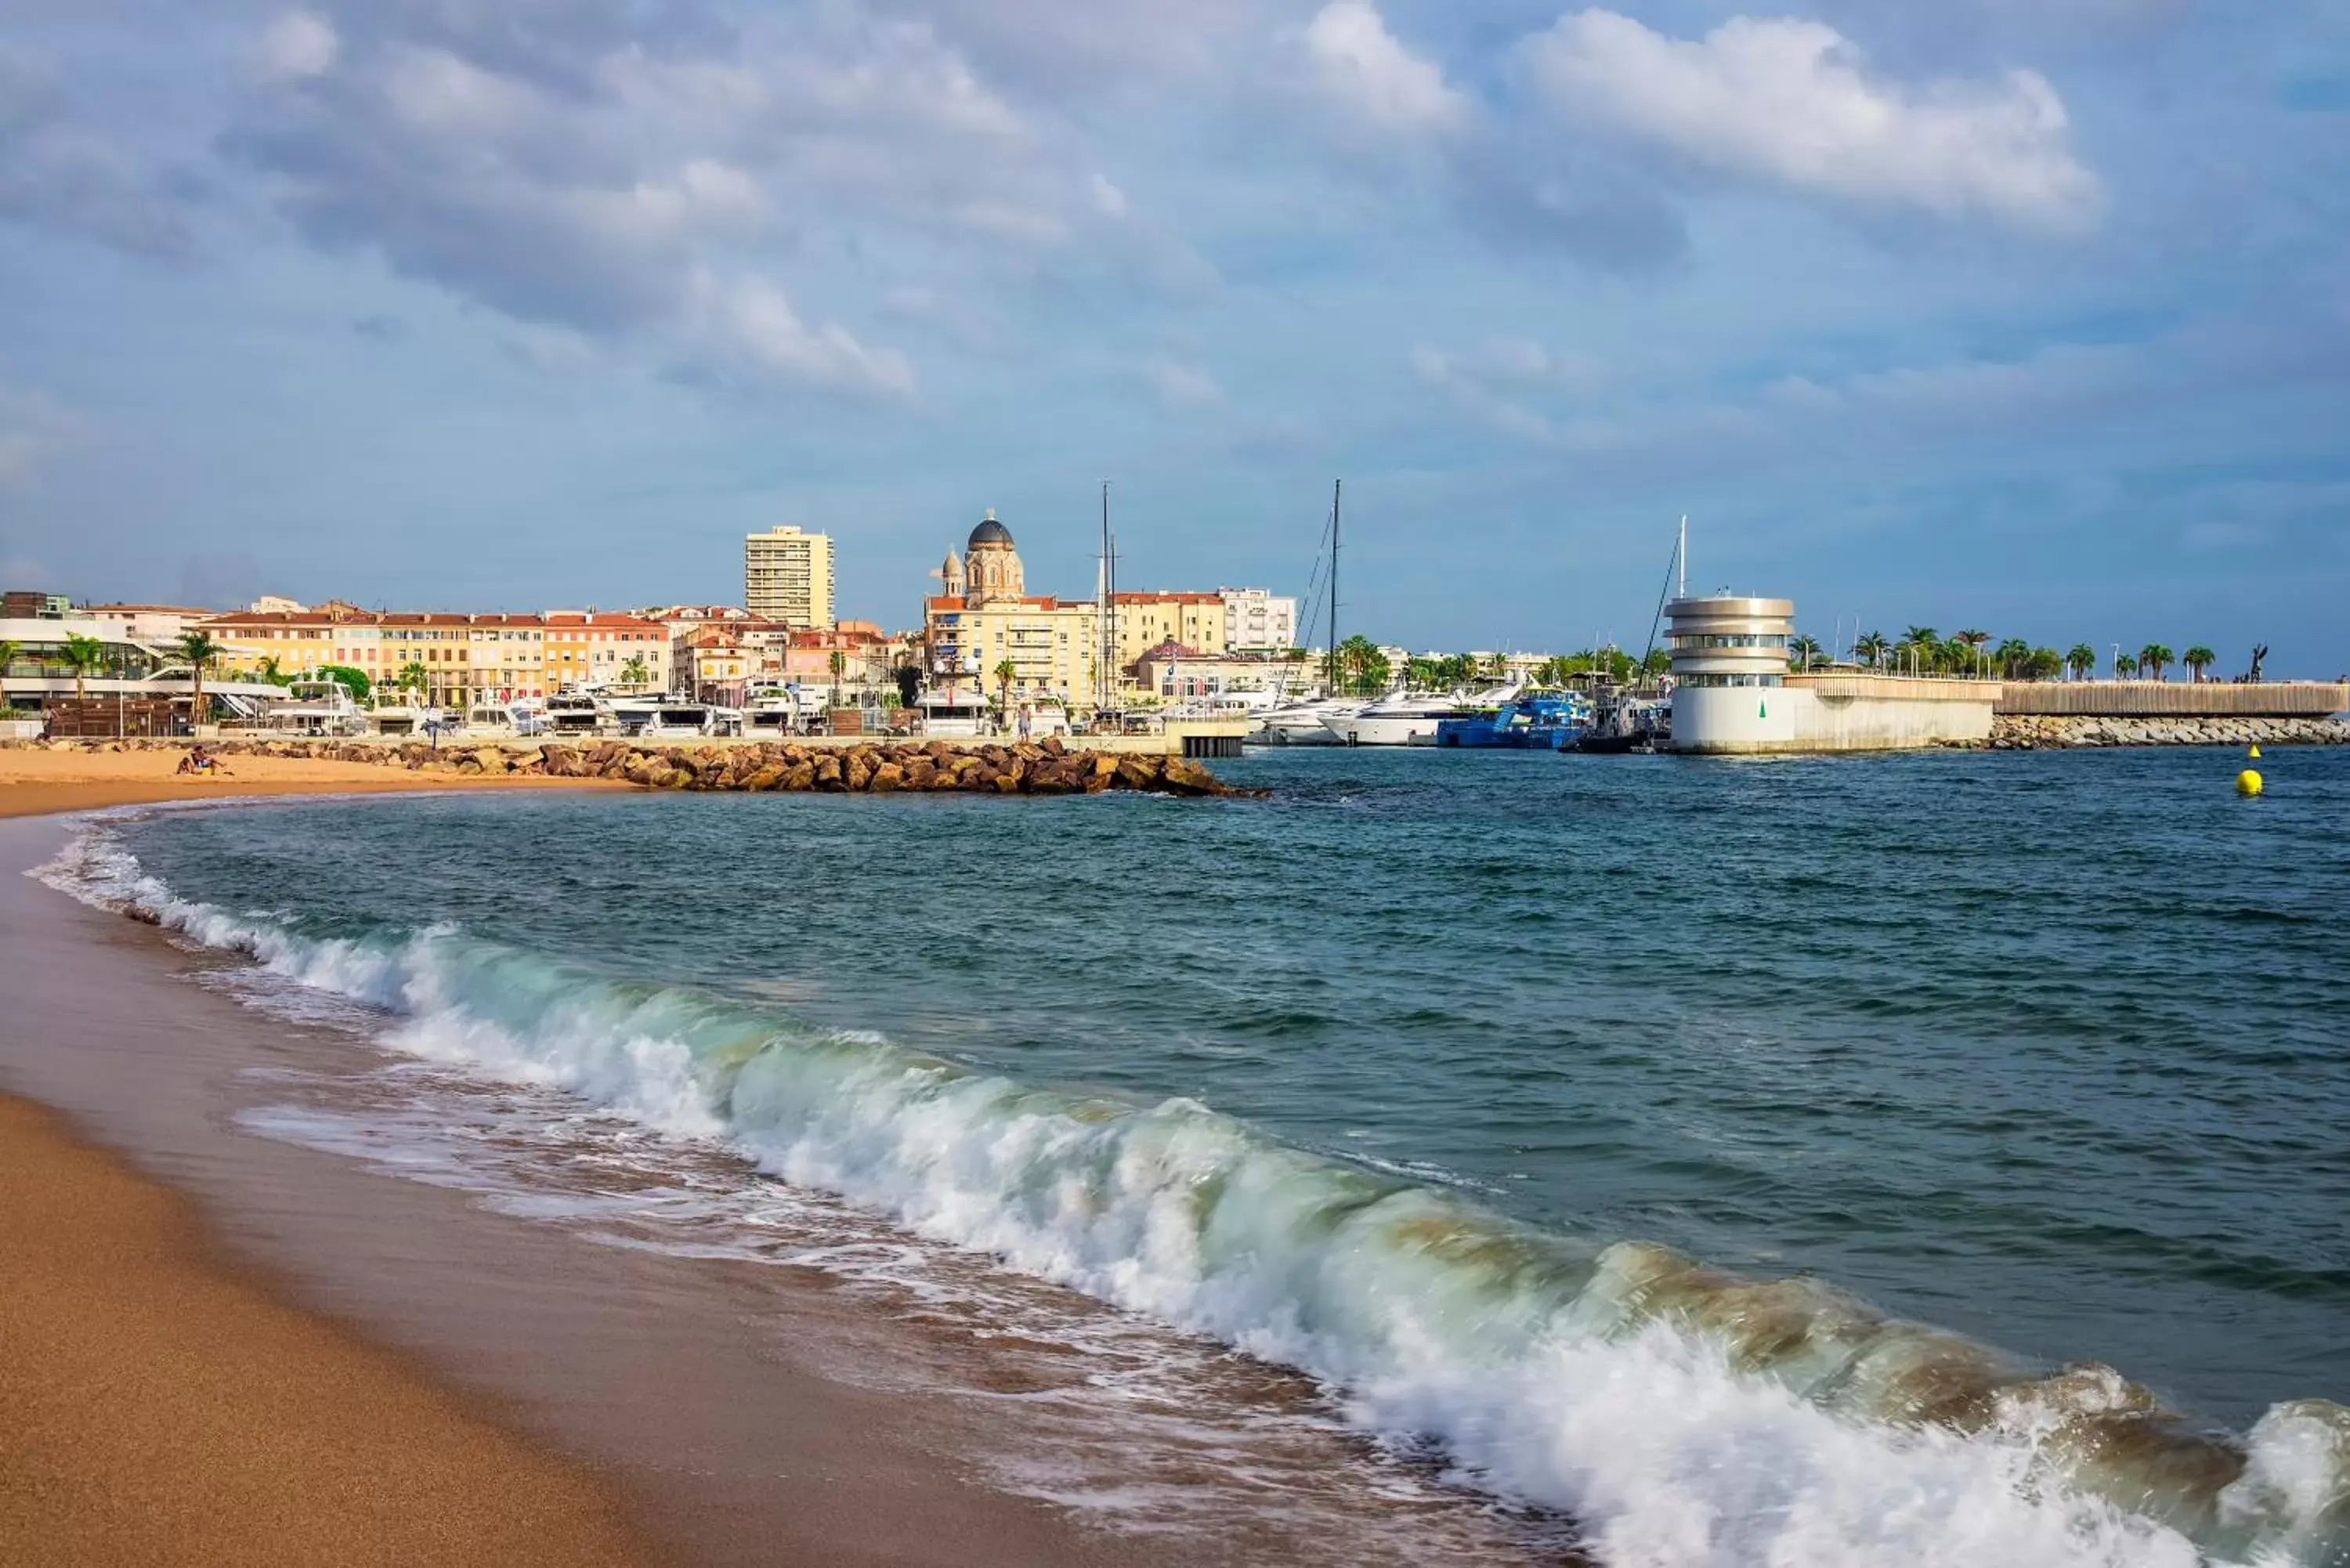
left=967, top=509, right=1014, bottom=551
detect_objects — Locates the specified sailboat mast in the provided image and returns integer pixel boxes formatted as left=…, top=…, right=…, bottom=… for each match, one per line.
left=1677, top=514, right=1687, bottom=600
left=1328, top=479, right=1341, bottom=695
left=1098, top=480, right=1112, bottom=716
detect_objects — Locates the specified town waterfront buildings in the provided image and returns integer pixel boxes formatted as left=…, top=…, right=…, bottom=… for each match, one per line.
left=924, top=510, right=1299, bottom=709
left=743, top=526, right=837, bottom=630
left=201, top=603, right=562, bottom=710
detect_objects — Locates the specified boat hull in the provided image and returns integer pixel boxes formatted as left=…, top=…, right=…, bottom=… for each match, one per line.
left=1325, top=714, right=1443, bottom=746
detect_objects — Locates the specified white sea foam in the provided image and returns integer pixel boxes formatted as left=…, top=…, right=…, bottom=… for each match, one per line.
left=38, top=816, right=2348, bottom=1568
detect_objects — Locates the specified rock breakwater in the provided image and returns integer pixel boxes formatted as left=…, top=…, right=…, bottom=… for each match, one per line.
left=11, top=735, right=1255, bottom=797
left=1979, top=714, right=2349, bottom=750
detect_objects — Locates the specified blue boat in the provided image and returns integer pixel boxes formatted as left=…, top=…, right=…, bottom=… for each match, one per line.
left=1435, top=692, right=1591, bottom=748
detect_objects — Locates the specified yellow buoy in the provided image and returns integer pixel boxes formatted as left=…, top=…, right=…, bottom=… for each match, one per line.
left=2248, top=744, right=2261, bottom=759
left=2236, top=769, right=2263, bottom=797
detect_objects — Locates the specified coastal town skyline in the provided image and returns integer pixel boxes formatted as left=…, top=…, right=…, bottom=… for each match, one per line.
left=2, top=4, right=2345, bottom=670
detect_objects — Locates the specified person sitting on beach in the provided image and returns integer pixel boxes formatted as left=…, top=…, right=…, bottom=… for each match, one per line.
left=179, top=746, right=232, bottom=778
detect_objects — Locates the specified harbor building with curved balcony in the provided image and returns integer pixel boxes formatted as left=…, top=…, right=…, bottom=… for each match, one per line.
left=1666, top=595, right=1797, bottom=750
left=1666, top=594, right=2001, bottom=753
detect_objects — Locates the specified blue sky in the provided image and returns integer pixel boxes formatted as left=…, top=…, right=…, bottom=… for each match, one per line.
left=2, top=0, right=2345, bottom=671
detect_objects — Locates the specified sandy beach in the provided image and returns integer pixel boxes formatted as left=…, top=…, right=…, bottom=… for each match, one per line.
left=0, top=744, right=627, bottom=819
left=0, top=1095, right=667, bottom=1568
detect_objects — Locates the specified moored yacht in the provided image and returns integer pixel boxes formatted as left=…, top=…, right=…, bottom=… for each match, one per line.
left=546, top=691, right=606, bottom=735
left=612, top=695, right=718, bottom=739
left=1322, top=689, right=1463, bottom=746
left=1252, top=697, right=1358, bottom=746
left=266, top=677, right=368, bottom=738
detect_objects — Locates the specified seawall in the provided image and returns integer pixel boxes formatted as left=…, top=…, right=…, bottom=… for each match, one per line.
left=1979, top=714, right=2350, bottom=750
left=1992, top=681, right=2348, bottom=718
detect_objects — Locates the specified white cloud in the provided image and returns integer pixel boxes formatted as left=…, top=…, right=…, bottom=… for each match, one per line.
left=573, top=159, right=768, bottom=245
left=1302, top=0, right=1467, bottom=134
left=378, top=45, right=540, bottom=138
left=683, top=273, right=916, bottom=401
left=1146, top=359, right=1224, bottom=410
left=258, top=13, right=338, bottom=80
left=1520, top=10, right=2099, bottom=230
left=1088, top=173, right=1129, bottom=219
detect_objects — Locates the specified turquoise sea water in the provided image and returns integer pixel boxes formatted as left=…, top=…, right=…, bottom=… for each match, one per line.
left=77, top=746, right=2350, bottom=1565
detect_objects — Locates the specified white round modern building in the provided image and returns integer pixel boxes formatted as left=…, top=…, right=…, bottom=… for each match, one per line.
left=1665, top=596, right=1797, bottom=750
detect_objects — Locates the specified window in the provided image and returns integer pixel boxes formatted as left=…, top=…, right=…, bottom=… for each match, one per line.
left=1669, top=633, right=1788, bottom=650
left=1679, top=673, right=1783, bottom=688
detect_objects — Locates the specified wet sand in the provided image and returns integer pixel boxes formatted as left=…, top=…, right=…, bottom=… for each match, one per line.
left=0, top=745, right=627, bottom=819
left=0, top=1094, right=667, bottom=1568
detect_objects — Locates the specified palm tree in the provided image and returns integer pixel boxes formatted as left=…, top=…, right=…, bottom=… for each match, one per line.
left=1993, top=638, right=2033, bottom=679
left=1898, top=627, right=1937, bottom=674
left=1955, top=628, right=1990, bottom=676
left=2182, top=645, right=2215, bottom=682
left=1853, top=630, right=1888, bottom=669
left=2138, top=643, right=2174, bottom=681
left=60, top=633, right=107, bottom=701
left=1788, top=634, right=1823, bottom=670
left=256, top=655, right=290, bottom=686
left=2114, top=653, right=2139, bottom=678
left=175, top=630, right=221, bottom=725
left=392, top=661, right=428, bottom=709
left=992, top=657, right=1018, bottom=730
left=0, top=638, right=16, bottom=674
left=828, top=649, right=848, bottom=709
left=1335, top=634, right=1387, bottom=695
left=2066, top=644, right=2097, bottom=681
left=619, top=654, right=649, bottom=688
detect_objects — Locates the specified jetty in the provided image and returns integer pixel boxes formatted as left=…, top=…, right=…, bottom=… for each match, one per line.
left=13, top=735, right=1256, bottom=797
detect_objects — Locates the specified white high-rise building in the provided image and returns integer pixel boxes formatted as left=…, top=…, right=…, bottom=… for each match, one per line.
left=744, top=526, right=837, bottom=630
left=1219, top=587, right=1297, bottom=652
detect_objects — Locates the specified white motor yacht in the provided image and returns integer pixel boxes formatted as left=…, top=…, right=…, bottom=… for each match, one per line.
left=913, top=691, right=989, bottom=738
left=545, top=692, right=606, bottom=736
left=268, top=677, right=368, bottom=738
left=1321, top=689, right=1463, bottom=746
left=1252, top=698, right=1358, bottom=746
left=613, top=695, right=717, bottom=739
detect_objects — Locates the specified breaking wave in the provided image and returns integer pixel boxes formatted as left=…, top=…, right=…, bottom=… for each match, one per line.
left=40, top=818, right=2350, bottom=1567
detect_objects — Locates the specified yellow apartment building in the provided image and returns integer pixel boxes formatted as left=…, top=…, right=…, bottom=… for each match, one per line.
left=744, top=526, right=836, bottom=630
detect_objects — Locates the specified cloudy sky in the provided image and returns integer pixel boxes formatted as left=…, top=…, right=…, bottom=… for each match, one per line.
left=1, top=0, right=2344, bottom=668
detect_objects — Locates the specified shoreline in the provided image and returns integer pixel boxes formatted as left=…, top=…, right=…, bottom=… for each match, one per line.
left=5, top=735, right=1253, bottom=797
left=0, top=744, right=631, bottom=820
